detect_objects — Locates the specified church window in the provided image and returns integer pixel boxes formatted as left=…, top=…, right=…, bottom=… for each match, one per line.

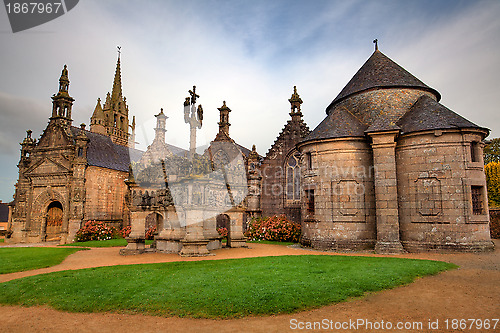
left=471, top=186, right=484, bottom=215
left=286, top=153, right=301, bottom=200
left=78, top=147, right=83, bottom=157
left=305, top=189, right=315, bottom=214
left=306, top=152, right=312, bottom=169
left=470, top=141, right=480, bottom=162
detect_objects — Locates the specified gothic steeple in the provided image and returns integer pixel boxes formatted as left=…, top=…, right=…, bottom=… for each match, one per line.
left=111, top=54, right=123, bottom=110
left=51, top=65, right=75, bottom=126
left=90, top=50, right=130, bottom=147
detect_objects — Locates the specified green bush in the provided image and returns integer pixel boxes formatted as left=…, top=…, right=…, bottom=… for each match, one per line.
left=245, top=215, right=300, bottom=243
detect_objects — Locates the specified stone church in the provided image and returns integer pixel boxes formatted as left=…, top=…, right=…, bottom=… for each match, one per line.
left=8, top=57, right=141, bottom=243
left=7, top=45, right=494, bottom=253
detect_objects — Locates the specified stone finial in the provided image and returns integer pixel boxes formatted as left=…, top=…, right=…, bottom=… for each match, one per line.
left=373, top=39, right=378, bottom=51
left=289, top=86, right=303, bottom=117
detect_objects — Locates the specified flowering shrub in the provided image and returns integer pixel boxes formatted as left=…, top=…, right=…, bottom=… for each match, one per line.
left=145, top=226, right=157, bottom=240
left=75, top=220, right=117, bottom=242
left=120, top=226, right=131, bottom=238
left=217, top=227, right=228, bottom=239
left=244, top=215, right=301, bottom=243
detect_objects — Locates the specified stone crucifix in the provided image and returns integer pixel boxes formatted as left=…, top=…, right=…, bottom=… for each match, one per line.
left=184, top=85, right=203, bottom=159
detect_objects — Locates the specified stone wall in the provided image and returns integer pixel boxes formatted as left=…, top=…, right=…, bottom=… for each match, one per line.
left=299, top=137, right=376, bottom=250
left=84, top=166, right=128, bottom=222
left=396, top=129, right=493, bottom=251
left=490, top=208, right=500, bottom=239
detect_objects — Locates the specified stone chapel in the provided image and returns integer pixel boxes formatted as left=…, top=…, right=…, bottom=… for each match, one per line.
left=8, top=56, right=142, bottom=243
left=6, top=45, right=494, bottom=253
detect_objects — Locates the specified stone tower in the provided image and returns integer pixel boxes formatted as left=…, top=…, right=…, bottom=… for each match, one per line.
left=90, top=54, right=130, bottom=146
left=298, top=46, right=493, bottom=253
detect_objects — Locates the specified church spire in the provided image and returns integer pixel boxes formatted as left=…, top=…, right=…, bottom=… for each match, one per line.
left=90, top=49, right=131, bottom=147
left=111, top=50, right=123, bottom=107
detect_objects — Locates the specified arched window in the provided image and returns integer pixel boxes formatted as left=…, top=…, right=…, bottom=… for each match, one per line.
left=286, top=152, right=301, bottom=200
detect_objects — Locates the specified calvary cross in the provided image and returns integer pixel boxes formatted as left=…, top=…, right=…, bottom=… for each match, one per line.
left=184, top=85, right=203, bottom=159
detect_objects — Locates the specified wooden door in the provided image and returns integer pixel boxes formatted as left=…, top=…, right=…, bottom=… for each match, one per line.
left=46, top=201, right=63, bottom=241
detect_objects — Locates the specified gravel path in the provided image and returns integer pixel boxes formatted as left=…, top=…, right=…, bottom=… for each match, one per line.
left=1, top=241, right=499, bottom=333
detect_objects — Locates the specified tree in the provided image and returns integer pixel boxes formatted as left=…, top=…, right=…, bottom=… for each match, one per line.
left=485, top=162, right=500, bottom=207
left=484, top=138, right=500, bottom=164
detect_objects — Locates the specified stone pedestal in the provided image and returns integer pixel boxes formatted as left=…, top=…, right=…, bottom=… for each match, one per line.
left=121, top=211, right=147, bottom=255
left=204, top=216, right=222, bottom=251
left=120, top=237, right=146, bottom=255
left=156, top=207, right=185, bottom=253
left=179, top=209, right=211, bottom=256
left=369, top=131, right=405, bottom=254
left=226, top=208, right=247, bottom=248
left=156, top=227, right=185, bottom=253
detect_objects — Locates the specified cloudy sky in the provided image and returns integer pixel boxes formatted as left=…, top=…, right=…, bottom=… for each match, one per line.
left=0, top=0, right=499, bottom=202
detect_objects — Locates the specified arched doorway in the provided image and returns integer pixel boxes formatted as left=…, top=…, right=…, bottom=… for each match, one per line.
left=45, top=201, right=63, bottom=241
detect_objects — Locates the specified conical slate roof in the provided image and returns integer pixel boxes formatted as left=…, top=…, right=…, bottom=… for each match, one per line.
left=397, top=95, right=484, bottom=134
left=326, top=50, right=440, bottom=113
left=303, top=105, right=367, bottom=142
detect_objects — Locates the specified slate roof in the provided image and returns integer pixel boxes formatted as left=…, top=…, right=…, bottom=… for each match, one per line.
left=397, top=95, right=484, bottom=134
left=365, top=117, right=401, bottom=133
left=70, top=127, right=143, bottom=172
left=326, top=50, right=440, bottom=113
left=303, top=105, right=366, bottom=142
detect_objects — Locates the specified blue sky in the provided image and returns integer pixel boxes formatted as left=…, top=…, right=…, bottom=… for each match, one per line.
left=0, top=0, right=499, bottom=202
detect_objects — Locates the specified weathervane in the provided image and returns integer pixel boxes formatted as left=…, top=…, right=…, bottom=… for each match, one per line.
left=184, top=85, right=203, bottom=159
left=117, top=46, right=121, bottom=57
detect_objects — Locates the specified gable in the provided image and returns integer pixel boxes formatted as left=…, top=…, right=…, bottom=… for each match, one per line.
left=26, top=156, right=71, bottom=175
left=264, top=119, right=310, bottom=161
left=38, top=122, right=74, bottom=148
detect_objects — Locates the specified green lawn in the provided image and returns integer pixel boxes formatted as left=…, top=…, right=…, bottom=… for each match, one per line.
left=0, top=247, right=85, bottom=274
left=0, top=255, right=456, bottom=318
left=61, top=239, right=154, bottom=248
